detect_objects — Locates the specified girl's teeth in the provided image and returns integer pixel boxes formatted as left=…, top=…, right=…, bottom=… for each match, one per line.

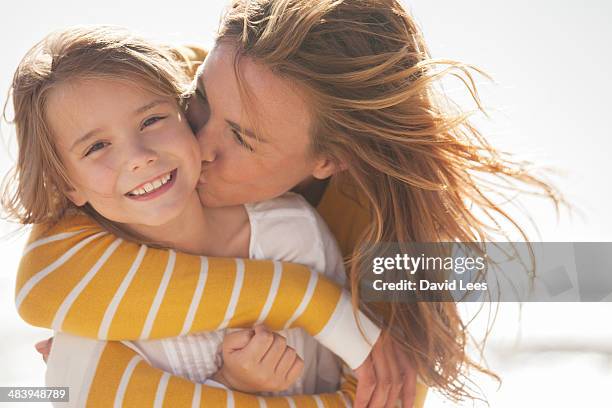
left=129, top=172, right=173, bottom=196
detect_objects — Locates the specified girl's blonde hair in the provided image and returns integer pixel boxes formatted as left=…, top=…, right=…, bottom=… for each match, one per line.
left=217, top=0, right=560, bottom=401
left=2, top=26, right=194, bottom=245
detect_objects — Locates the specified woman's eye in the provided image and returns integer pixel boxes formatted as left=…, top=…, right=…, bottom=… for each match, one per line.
left=85, top=141, right=108, bottom=156
left=187, top=90, right=211, bottom=133
left=231, top=129, right=254, bottom=152
left=195, top=88, right=208, bottom=104
left=141, top=115, right=166, bottom=130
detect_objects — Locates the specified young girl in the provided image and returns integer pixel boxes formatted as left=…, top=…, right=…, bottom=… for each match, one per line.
left=5, top=26, right=384, bottom=407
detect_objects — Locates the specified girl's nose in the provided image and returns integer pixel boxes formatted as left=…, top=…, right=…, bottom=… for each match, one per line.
left=128, top=142, right=159, bottom=172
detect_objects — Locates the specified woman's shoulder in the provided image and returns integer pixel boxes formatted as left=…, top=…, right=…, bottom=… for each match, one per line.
left=316, top=177, right=371, bottom=259
left=245, top=192, right=318, bottom=219
left=245, top=193, right=334, bottom=248
left=245, top=193, right=346, bottom=284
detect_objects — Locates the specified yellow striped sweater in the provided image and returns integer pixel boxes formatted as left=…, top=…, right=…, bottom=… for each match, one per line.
left=16, top=212, right=379, bottom=406
left=15, top=178, right=428, bottom=406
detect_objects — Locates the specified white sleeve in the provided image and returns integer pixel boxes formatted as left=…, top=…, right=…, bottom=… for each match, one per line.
left=45, top=332, right=106, bottom=407
left=246, top=193, right=380, bottom=369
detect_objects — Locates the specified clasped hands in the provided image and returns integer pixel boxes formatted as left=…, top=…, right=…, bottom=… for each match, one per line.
left=189, top=325, right=417, bottom=408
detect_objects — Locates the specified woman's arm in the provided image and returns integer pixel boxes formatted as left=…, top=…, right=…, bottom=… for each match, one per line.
left=47, top=333, right=356, bottom=407
left=16, top=214, right=379, bottom=369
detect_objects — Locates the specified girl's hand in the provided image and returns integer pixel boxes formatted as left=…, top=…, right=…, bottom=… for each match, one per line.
left=34, top=337, right=54, bottom=363
left=213, top=325, right=304, bottom=393
left=354, top=333, right=417, bottom=408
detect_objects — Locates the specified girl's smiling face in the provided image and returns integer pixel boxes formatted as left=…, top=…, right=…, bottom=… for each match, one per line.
left=47, top=78, right=201, bottom=227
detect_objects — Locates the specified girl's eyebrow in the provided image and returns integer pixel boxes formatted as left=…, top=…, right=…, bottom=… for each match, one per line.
left=70, top=128, right=102, bottom=152
left=134, top=99, right=170, bottom=115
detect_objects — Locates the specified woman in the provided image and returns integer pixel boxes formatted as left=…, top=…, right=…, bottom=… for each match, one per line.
left=18, top=0, right=559, bottom=406
left=186, top=0, right=556, bottom=401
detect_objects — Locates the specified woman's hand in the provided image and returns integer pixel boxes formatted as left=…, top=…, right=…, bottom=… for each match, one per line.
left=34, top=337, right=54, bottom=363
left=354, top=333, right=417, bottom=408
left=213, top=325, right=304, bottom=393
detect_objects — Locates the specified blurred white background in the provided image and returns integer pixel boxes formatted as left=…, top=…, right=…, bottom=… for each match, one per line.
left=0, top=1, right=610, bottom=407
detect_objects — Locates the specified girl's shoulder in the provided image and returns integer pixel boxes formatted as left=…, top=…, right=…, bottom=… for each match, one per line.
left=245, top=193, right=346, bottom=285
left=28, top=210, right=101, bottom=244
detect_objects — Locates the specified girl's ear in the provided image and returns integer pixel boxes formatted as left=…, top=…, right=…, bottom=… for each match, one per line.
left=65, top=188, right=87, bottom=207
left=312, top=157, right=347, bottom=180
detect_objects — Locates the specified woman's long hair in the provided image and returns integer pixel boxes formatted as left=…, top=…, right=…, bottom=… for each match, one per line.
left=217, top=0, right=560, bottom=401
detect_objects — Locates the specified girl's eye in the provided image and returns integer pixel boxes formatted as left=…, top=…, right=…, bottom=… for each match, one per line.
left=85, top=141, right=108, bottom=157
left=141, top=115, right=166, bottom=130
left=231, top=129, right=254, bottom=152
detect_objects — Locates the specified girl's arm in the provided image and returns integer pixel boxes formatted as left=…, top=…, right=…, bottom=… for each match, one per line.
left=47, top=333, right=356, bottom=407
left=16, top=214, right=379, bottom=369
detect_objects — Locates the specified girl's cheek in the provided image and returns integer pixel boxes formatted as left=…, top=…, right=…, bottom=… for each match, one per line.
left=180, top=136, right=202, bottom=169
left=87, top=164, right=119, bottom=190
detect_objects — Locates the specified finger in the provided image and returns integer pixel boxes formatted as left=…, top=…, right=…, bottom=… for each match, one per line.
left=35, top=338, right=53, bottom=355
left=35, top=340, right=48, bottom=354
left=368, top=336, right=392, bottom=408
left=396, top=344, right=417, bottom=408
left=275, top=346, right=298, bottom=378
left=222, top=328, right=255, bottom=353
left=383, top=338, right=403, bottom=408
left=239, top=325, right=275, bottom=362
left=353, top=355, right=376, bottom=408
left=285, top=355, right=304, bottom=386
left=35, top=338, right=53, bottom=363
left=260, top=333, right=288, bottom=368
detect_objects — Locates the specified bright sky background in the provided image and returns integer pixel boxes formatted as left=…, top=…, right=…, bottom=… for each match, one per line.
left=0, top=1, right=610, bottom=407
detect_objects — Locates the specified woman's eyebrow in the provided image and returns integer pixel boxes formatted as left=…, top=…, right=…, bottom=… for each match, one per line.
left=197, top=68, right=265, bottom=142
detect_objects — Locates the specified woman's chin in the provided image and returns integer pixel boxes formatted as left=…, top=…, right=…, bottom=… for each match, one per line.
left=197, top=189, right=220, bottom=208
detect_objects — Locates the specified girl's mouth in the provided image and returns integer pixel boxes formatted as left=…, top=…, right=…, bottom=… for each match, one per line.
left=125, top=169, right=177, bottom=201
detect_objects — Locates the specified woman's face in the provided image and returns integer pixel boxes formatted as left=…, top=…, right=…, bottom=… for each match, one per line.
left=48, top=78, right=201, bottom=226
left=186, top=43, right=338, bottom=208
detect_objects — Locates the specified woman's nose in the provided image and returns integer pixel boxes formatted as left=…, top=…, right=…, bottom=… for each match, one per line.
left=197, top=124, right=219, bottom=164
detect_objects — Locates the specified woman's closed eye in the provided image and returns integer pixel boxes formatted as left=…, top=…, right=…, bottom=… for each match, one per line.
left=231, top=128, right=254, bottom=152
left=195, top=88, right=207, bottom=104
left=186, top=89, right=211, bottom=133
